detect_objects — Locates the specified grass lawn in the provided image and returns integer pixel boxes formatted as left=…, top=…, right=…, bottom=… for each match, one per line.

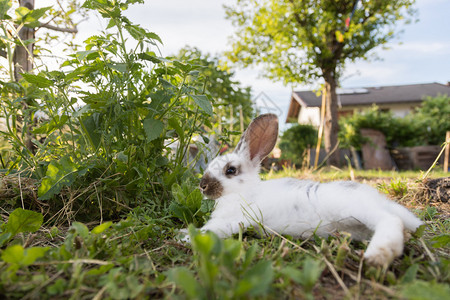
left=0, top=169, right=448, bottom=299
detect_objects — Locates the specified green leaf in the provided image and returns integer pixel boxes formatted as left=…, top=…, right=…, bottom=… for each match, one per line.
left=190, top=94, right=213, bottom=116
left=107, top=62, right=128, bottom=73
left=168, top=202, right=193, bottom=224
left=1, top=244, right=24, bottom=264
left=300, top=258, right=323, bottom=290
left=38, top=156, right=79, bottom=200
left=185, top=189, right=203, bottom=211
left=33, top=115, right=69, bottom=134
left=281, top=258, right=323, bottom=291
left=24, top=6, right=51, bottom=27
left=0, top=232, right=12, bottom=247
left=81, top=113, right=102, bottom=149
left=0, top=0, right=12, bottom=19
left=71, top=222, right=89, bottom=239
left=76, top=50, right=97, bottom=61
left=193, top=234, right=215, bottom=256
left=171, top=183, right=184, bottom=202
left=222, top=239, right=242, bottom=266
left=15, top=6, right=29, bottom=19
left=22, top=247, right=49, bottom=266
left=401, top=280, right=450, bottom=300
left=166, top=267, right=203, bottom=299
left=1, top=244, right=49, bottom=266
left=6, top=208, right=43, bottom=237
left=242, top=243, right=258, bottom=270
left=400, top=264, right=419, bottom=284
left=138, top=52, right=162, bottom=64
left=143, top=118, right=164, bottom=142
left=92, top=221, right=113, bottom=234
left=126, top=274, right=145, bottom=298
left=47, top=278, right=67, bottom=295
left=281, top=266, right=303, bottom=283
left=430, top=234, right=450, bottom=248
left=21, top=73, right=53, bottom=88
left=168, top=117, right=184, bottom=140
left=173, top=61, right=192, bottom=73
left=86, top=264, right=114, bottom=276
left=145, top=32, right=163, bottom=44
left=237, top=260, right=273, bottom=296
left=125, top=24, right=146, bottom=41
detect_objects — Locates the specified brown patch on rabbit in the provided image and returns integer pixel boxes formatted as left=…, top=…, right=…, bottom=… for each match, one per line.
left=199, top=173, right=224, bottom=200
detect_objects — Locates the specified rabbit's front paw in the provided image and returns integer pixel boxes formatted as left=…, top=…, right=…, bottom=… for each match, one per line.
left=364, top=240, right=403, bottom=266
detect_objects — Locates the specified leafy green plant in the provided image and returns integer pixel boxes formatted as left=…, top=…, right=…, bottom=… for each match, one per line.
left=169, top=175, right=214, bottom=226
left=377, top=178, right=409, bottom=199
left=167, top=226, right=275, bottom=299
left=1, top=0, right=216, bottom=221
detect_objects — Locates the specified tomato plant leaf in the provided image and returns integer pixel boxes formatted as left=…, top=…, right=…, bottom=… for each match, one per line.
left=38, top=156, right=79, bottom=200
left=21, top=73, right=53, bottom=88
left=190, top=94, right=213, bottom=116
left=143, top=118, right=164, bottom=142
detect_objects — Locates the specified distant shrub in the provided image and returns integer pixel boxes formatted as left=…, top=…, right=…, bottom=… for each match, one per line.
left=339, top=95, right=450, bottom=150
left=412, top=94, right=450, bottom=145
left=279, top=124, right=317, bottom=165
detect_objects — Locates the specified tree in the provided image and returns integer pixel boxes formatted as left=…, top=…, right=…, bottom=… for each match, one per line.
left=176, top=47, right=254, bottom=140
left=225, top=0, right=416, bottom=165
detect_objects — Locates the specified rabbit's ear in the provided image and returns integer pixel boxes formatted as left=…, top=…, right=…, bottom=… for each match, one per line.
left=235, top=114, right=278, bottom=162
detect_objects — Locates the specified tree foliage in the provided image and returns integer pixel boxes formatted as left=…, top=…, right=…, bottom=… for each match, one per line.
left=225, top=0, right=416, bottom=84
left=225, top=0, right=416, bottom=165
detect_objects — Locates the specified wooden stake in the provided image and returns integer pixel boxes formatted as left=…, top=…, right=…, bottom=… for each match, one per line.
left=314, top=88, right=327, bottom=169
left=229, top=105, right=234, bottom=132
left=444, top=131, right=450, bottom=173
left=218, top=106, right=222, bottom=134
left=239, top=105, right=244, bottom=133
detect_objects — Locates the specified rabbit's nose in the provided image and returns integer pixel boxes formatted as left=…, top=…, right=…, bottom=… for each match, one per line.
left=199, top=179, right=208, bottom=192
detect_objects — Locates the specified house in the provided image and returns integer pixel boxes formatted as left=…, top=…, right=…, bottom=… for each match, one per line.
left=286, top=82, right=450, bottom=126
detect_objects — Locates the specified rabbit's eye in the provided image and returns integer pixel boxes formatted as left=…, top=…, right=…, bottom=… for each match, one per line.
left=225, top=166, right=237, bottom=176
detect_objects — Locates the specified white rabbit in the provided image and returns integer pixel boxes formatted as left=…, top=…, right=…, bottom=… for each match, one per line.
left=187, top=113, right=423, bottom=266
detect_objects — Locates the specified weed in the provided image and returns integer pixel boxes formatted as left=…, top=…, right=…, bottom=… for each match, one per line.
left=378, top=178, right=409, bottom=198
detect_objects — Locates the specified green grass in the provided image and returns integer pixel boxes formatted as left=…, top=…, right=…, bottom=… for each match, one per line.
left=264, top=166, right=447, bottom=182
left=0, top=169, right=448, bottom=299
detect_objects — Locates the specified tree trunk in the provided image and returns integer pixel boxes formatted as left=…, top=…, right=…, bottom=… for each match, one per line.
left=14, top=0, right=35, bottom=81
left=13, top=0, right=35, bottom=152
left=323, top=71, right=340, bottom=166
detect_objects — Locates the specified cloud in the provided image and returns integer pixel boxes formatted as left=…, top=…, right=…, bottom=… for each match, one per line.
left=392, top=42, right=450, bottom=54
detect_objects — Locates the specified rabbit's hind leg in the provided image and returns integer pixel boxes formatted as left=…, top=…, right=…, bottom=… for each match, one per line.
left=363, top=214, right=404, bottom=267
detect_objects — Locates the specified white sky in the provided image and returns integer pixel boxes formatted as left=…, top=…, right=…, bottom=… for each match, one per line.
left=38, top=0, right=450, bottom=125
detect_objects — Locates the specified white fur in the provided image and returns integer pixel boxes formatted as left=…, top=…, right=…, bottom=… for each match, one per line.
left=186, top=114, right=424, bottom=266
